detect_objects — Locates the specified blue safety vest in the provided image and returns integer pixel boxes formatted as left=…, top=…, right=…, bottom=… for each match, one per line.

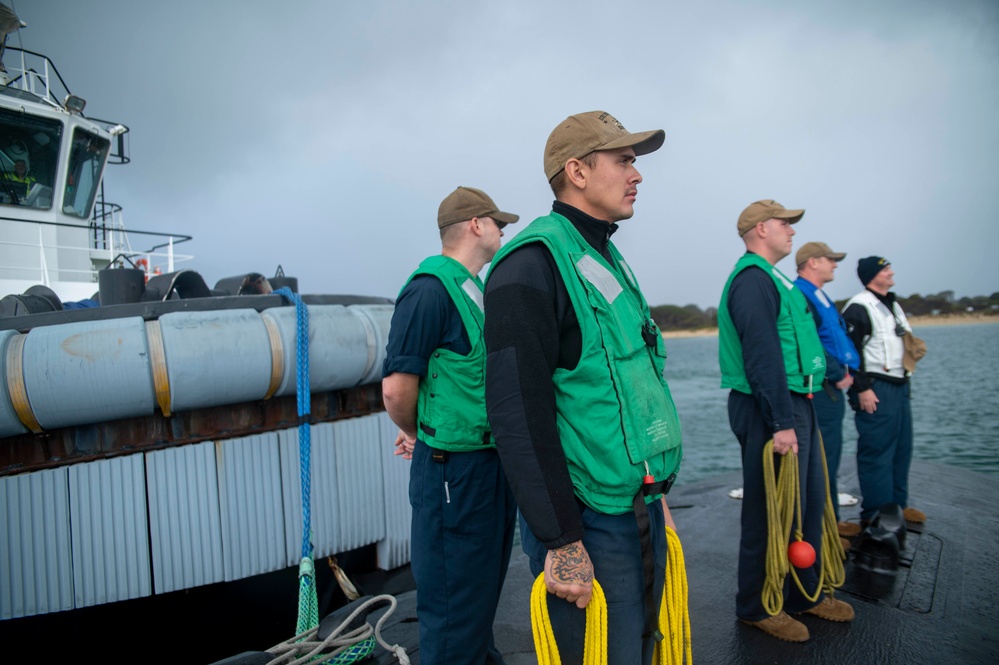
left=794, top=277, right=859, bottom=371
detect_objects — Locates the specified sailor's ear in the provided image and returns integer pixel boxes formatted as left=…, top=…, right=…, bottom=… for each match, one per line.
left=470, top=217, right=485, bottom=236
left=563, top=158, right=587, bottom=190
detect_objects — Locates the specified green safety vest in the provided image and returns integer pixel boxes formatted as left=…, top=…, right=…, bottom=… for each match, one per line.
left=718, top=253, right=826, bottom=395
left=3, top=173, right=35, bottom=199
left=404, top=255, right=492, bottom=452
left=488, top=213, right=683, bottom=514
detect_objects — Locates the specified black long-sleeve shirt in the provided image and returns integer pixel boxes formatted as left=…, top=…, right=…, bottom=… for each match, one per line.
left=726, top=261, right=796, bottom=432
left=483, top=202, right=617, bottom=549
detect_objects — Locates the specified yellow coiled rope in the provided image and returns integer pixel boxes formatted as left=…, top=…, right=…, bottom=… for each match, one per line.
left=531, top=525, right=692, bottom=664
left=654, top=526, right=693, bottom=665
left=531, top=576, right=607, bottom=665
left=817, top=434, right=847, bottom=592
left=761, top=436, right=846, bottom=617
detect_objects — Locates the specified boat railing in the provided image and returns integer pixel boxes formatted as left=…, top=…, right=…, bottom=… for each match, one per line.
left=1, top=46, right=69, bottom=110
left=2, top=47, right=130, bottom=165
left=0, top=214, right=194, bottom=287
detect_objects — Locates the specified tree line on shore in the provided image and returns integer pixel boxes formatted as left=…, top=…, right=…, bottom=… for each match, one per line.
left=650, top=291, right=999, bottom=332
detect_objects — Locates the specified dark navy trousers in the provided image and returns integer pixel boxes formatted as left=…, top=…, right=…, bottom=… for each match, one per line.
left=852, top=379, right=913, bottom=522
left=812, top=386, right=847, bottom=521
left=520, top=499, right=666, bottom=665
left=409, top=440, right=517, bottom=665
left=728, top=391, right=826, bottom=622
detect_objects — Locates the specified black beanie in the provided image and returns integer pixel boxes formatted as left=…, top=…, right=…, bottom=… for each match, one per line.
left=857, top=256, right=890, bottom=286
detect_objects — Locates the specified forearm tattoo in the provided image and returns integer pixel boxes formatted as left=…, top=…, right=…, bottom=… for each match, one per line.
left=550, top=543, right=593, bottom=585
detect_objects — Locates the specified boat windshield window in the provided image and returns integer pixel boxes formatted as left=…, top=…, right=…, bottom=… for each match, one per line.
left=62, top=128, right=110, bottom=219
left=0, top=108, right=62, bottom=209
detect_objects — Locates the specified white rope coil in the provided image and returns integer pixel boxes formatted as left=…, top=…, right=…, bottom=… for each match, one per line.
left=263, top=595, right=410, bottom=665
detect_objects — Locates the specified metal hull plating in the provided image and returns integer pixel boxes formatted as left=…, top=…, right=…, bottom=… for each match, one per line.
left=1, top=409, right=411, bottom=622
left=0, top=301, right=411, bottom=622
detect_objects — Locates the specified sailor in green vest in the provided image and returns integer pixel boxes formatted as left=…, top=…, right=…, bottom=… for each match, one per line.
left=718, top=199, right=855, bottom=643
left=485, top=111, right=682, bottom=665
left=382, top=186, right=519, bottom=665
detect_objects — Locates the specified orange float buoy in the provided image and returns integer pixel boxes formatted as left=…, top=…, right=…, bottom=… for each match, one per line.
left=788, top=540, right=816, bottom=568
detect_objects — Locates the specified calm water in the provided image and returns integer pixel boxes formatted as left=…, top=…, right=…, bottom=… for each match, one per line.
left=663, top=321, right=999, bottom=486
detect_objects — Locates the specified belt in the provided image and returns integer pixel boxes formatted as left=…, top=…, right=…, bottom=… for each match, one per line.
left=631, top=471, right=676, bottom=641
left=822, top=378, right=840, bottom=401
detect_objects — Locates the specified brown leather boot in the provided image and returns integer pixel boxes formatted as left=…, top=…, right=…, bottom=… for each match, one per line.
left=903, top=507, right=926, bottom=523
left=798, top=595, right=855, bottom=622
left=838, top=521, right=861, bottom=537
left=740, top=611, right=810, bottom=642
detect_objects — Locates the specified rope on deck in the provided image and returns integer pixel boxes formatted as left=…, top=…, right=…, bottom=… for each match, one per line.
left=262, top=595, right=410, bottom=665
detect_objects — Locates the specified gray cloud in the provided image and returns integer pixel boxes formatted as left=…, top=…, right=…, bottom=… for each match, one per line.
left=15, top=0, right=999, bottom=306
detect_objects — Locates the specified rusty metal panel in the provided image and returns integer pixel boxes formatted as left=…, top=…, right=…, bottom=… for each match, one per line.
left=68, top=454, right=151, bottom=608
left=1, top=383, right=385, bottom=478
left=145, top=442, right=224, bottom=594
left=375, top=412, right=411, bottom=570
left=217, top=432, right=286, bottom=582
left=0, top=467, right=73, bottom=619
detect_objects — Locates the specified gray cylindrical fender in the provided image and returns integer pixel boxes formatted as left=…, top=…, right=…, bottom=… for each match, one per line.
left=21, top=317, right=155, bottom=430
left=265, top=305, right=369, bottom=397
left=350, top=304, right=393, bottom=386
left=158, top=309, right=271, bottom=412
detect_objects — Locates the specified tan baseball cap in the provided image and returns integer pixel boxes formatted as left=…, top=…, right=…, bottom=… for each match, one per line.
left=737, top=199, right=805, bottom=237
left=795, top=241, right=846, bottom=267
left=544, top=111, right=665, bottom=181
left=437, top=186, right=520, bottom=229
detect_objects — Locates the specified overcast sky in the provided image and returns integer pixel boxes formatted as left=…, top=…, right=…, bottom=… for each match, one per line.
left=10, top=0, right=998, bottom=307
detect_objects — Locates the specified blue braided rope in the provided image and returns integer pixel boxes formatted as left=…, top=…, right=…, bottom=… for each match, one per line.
left=274, top=288, right=318, bottom=633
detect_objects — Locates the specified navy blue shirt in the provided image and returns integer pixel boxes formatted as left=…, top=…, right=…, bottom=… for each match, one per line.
left=382, top=274, right=471, bottom=378
left=727, top=264, right=796, bottom=432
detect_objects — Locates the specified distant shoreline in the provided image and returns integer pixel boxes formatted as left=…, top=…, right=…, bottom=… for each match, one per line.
left=662, top=328, right=719, bottom=339
left=907, top=312, right=998, bottom=328
left=661, top=311, right=997, bottom=339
